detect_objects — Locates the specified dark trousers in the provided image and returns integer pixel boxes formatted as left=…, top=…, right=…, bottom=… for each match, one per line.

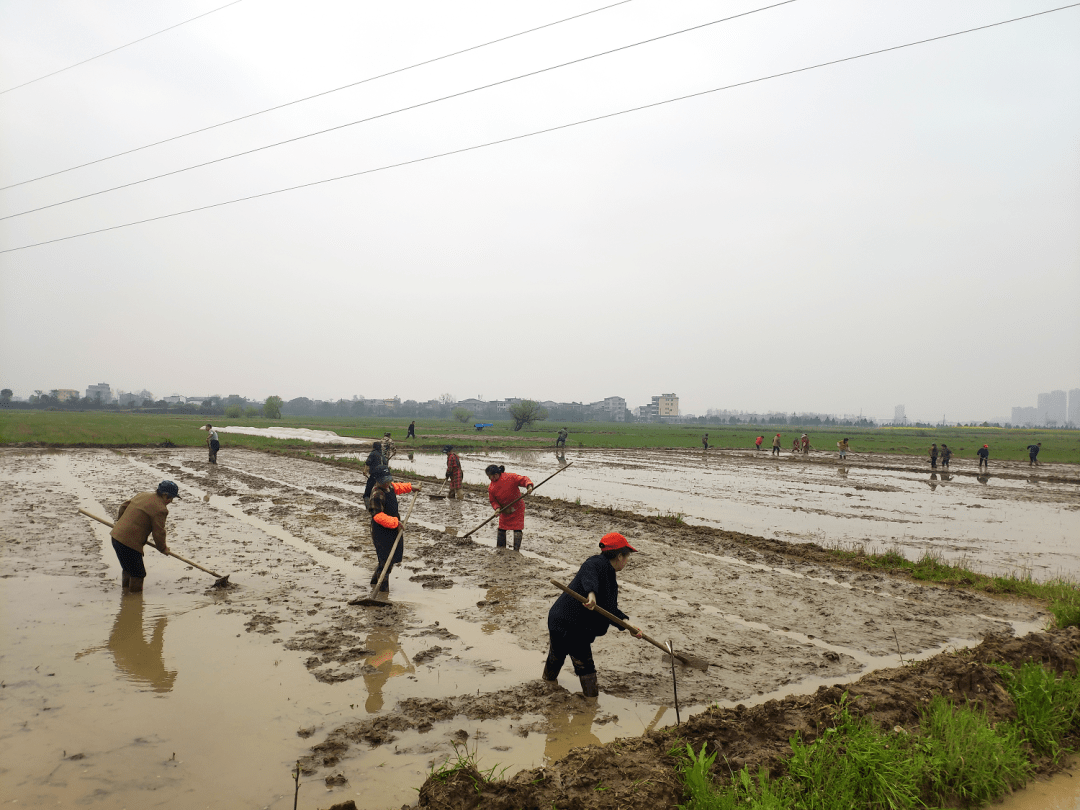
left=546, top=628, right=596, bottom=677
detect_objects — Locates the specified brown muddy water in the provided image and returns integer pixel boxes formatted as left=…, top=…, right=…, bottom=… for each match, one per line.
left=0, top=446, right=1075, bottom=809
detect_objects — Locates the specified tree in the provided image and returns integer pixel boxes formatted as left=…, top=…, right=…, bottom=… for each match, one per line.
left=452, top=407, right=472, bottom=423
left=243, top=406, right=260, bottom=418
left=439, top=393, right=456, bottom=405
left=0, top=388, right=11, bottom=405
left=225, top=404, right=241, bottom=418
left=264, top=395, right=283, bottom=419
left=508, top=400, right=549, bottom=431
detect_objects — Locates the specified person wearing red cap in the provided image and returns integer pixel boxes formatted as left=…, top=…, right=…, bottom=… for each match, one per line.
left=543, top=532, right=643, bottom=697
left=977, top=444, right=990, bottom=471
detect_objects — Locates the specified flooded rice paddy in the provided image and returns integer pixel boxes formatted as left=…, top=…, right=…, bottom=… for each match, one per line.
left=1, top=444, right=1076, bottom=808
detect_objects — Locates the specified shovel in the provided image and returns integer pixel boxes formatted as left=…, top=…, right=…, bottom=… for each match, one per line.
left=78, top=508, right=231, bottom=587
left=463, top=462, right=574, bottom=538
left=427, top=480, right=448, bottom=500
left=350, top=487, right=420, bottom=608
left=549, top=579, right=710, bottom=671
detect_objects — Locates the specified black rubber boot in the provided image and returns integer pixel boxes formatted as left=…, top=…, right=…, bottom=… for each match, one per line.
left=542, top=657, right=561, bottom=682
left=513, top=531, right=522, bottom=552
left=579, top=673, right=599, bottom=697
left=496, top=529, right=507, bottom=548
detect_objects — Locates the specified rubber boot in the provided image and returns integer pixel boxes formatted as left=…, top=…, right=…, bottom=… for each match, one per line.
left=542, top=657, right=562, bottom=682
left=122, top=571, right=130, bottom=589
left=370, top=570, right=379, bottom=586
left=496, top=529, right=507, bottom=548
left=513, top=531, right=522, bottom=552
left=579, top=673, right=599, bottom=697
left=129, top=577, right=144, bottom=593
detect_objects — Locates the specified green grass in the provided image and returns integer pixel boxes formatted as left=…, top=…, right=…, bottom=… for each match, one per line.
left=819, top=543, right=1080, bottom=629
left=2, top=410, right=1078, bottom=463
left=675, top=687, right=1041, bottom=810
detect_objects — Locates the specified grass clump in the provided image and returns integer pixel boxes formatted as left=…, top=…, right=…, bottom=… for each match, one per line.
left=675, top=690, right=1043, bottom=809
left=995, top=660, right=1080, bottom=761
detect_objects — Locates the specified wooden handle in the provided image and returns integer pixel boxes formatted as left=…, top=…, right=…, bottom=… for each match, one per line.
left=549, top=578, right=653, bottom=643
left=77, top=508, right=224, bottom=578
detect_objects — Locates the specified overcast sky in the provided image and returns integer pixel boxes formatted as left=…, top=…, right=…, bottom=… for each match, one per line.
left=1, top=0, right=1077, bottom=421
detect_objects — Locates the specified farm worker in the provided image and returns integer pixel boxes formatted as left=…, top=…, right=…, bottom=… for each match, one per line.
left=837, top=438, right=849, bottom=460
left=800, top=434, right=810, bottom=454
left=366, top=469, right=418, bottom=593
left=110, top=480, right=179, bottom=593
left=929, top=444, right=938, bottom=469
left=772, top=433, right=782, bottom=456
left=1028, top=442, right=1042, bottom=466
left=205, top=424, right=220, bottom=464
left=406, top=421, right=416, bottom=439
left=977, top=444, right=990, bottom=471
left=755, top=436, right=763, bottom=451
left=702, top=434, right=709, bottom=450
left=556, top=428, right=568, bottom=448
left=382, top=433, right=396, bottom=462
left=792, top=437, right=800, bottom=453
left=543, top=532, right=643, bottom=697
left=940, top=444, right=953, bottom=468
left=486, top=464, right=533, bottom=551
left=443, top=445, right=463, bottom=500
left=363, top=442, right=383, bottom=508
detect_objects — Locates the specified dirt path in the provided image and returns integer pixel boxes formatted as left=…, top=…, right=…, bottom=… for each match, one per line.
left=0, top=447, right=1062, bottom=809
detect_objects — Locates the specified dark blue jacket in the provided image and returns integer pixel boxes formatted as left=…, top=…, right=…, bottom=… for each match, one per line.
left=548, top=554, right=629, bottom=640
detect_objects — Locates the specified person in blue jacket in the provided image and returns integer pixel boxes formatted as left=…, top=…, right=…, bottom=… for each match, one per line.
left=544, top=533, right=642, bottom=697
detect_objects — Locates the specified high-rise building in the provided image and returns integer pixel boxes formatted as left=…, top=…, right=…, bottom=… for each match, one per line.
left=1047, top=390, right=1067, bottom=426
left=1069, top=389, right=1080, bottom=427
left=894, top=405, right=906, bottom=423
left=1037, top=392, right=1051, bottom=425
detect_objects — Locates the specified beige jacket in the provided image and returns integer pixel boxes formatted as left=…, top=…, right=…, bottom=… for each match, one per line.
left=111, top=492, right=169, bottom=555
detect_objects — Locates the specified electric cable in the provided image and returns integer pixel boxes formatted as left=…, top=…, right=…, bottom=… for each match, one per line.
left=2, top=2, right=1076, bottom=256
left=0, top=0, right=247, bottom=96
left=0, top=0, right=800, bottom=221
left=0, top=0, right=636, bottom=191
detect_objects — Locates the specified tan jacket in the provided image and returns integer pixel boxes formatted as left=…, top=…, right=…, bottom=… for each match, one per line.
left=111, top=492, right=169, bottom=555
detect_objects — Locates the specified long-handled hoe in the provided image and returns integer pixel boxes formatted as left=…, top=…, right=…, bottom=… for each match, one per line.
left=78, top=508, right=231, bottom=588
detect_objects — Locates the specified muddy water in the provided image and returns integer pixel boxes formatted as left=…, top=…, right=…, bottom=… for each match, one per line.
left=0, top=447, right=1070, bottom=809
left=378, top=447, right=1080, bottom=582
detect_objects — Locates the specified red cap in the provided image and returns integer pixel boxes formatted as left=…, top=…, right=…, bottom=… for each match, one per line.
left=600, top=532, right=637, bottom=553
left=983, top=444, right=989, bottom=448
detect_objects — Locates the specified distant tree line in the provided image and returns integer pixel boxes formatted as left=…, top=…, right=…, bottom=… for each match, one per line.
left=0, top=390, right=283, bottom=419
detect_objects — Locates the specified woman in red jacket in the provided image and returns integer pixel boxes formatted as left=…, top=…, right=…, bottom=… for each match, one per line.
left=486, top=464, right=533, bottom=550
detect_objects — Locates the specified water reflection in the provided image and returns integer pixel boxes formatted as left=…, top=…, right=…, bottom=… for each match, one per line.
left=836, top=466, right=848, bottom=479
left=928, top=473, right=939, bottom=492
left=362, top=629, right=414, bottom=713
left=977, top=474, right=990, bottom=485
left=544, top=697, right=600, bottom=763
left=76, top=595, right=177, bottom=692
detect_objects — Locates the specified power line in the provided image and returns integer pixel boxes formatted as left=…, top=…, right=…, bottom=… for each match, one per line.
left=0, top=0, right=800, bottom=221
left=3, top=3, right=1076, bottom=256
left=0, top=0, right=636, bottom=191
left=0, top=0, right=247, bottom=96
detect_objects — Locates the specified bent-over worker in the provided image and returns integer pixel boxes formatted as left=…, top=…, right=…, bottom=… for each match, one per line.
left=444, top=445, right=463, bottom=500
left=486, top=464, right=533, bottom=551
left=110, top=480, right=180, bottom=592
left=366, top=469, right=418, bottom=593
left=363, top=442, right=383, bottom=508
left=544, top=533, right=643, bottom=697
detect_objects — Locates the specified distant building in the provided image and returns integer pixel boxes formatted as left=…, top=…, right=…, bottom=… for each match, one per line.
left=85, top=382, right=112, bottom=403
left=894, top=405, right=907, bottom=423
left=1011, top=406, right=1039, bottom=427
left=1047, top=390, right=1067, bottom=426
left=586, top=396, right=626, bottom=421
left=1069, top=389, right=1080, bottom=427
left=652, top=393, right=679, bottom=418
left=55, top=389, right=79, bottom=402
